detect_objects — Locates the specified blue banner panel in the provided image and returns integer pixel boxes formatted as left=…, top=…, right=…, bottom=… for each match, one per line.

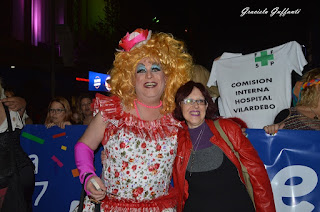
left=247, top=129, right=320, bottom=212
left=20, top=125, right=102, bottom=212
left=20, top=126, right=320, bottom=212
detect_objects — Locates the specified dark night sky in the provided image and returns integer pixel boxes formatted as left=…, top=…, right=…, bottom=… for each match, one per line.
left=1, top=0, right=319, bottom=123
left=0, top=0, right=317, bottom=70
left=114, top=0, right=318, bottom=69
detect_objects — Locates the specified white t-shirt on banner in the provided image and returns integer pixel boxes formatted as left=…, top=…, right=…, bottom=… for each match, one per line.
left=207, top=41, right=307, bottom=129
left=214, top=53, right=243, bottom=118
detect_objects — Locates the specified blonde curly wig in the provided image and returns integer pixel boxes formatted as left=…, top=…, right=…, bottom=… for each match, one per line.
left=110, top=32, right=192, bottom=114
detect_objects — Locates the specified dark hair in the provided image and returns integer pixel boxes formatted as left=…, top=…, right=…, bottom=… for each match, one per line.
left=76, top=93, right=94, bottom=120
left=173, top=81, right=218, bottom=121
left=76, top=93, right=94, bottom=110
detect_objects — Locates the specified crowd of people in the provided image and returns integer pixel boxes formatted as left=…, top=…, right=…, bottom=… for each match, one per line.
left=1, top=27, right=319, bottom=212
left=73, top=29, right=276, bottom=212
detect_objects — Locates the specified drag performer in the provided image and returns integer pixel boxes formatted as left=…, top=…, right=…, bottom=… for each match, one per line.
left=74, top=28, right=192, bottom=211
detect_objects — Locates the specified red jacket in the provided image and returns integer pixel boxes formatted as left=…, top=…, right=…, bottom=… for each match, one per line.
left=172, top=118, right=276, bottom=212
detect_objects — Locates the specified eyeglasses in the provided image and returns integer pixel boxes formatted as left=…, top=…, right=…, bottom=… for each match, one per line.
left=49, top=108, right=66, bottom=114
left=181, top=98, right=207, bottom=105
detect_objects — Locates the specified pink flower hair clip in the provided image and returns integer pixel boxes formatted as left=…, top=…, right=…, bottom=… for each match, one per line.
left=117, top=28, right=152, bottom=52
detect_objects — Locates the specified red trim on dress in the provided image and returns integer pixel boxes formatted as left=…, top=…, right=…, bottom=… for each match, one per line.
left=93, top=94, right=181, bottom=145
left=101, top=187, right=179, bottom=211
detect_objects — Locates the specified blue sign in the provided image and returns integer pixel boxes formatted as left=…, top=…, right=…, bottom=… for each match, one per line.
left=20, top=126, right=320, bottom=212
left=88, top=71, right=111, bottom=92
left=247, top=129, right=320, bottom=212
left=20, top=125, right=102, bottom=212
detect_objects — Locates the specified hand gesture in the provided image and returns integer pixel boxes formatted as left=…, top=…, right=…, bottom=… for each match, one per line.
left=1, top=97, right=26, bottom=114
left=263, top=123, right=285, bottom=135
left=46, top=121, right=71, bottom=129
left=86, top=176, right=107, bottom=201
left=57, top=121, right=71, bottom=129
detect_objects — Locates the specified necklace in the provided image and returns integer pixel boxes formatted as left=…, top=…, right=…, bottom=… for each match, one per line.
left=310, top=107, right=319, bottom=120
left=189, top=123, right=205, bottom=177
left=134, top=100, right=141, bottom=119
left=135, top=99, right=162, bottom=109
left=134, top=99, right=161, bottom=120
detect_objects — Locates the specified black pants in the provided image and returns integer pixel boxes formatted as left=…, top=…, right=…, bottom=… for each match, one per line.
left=20, top=165, right=35, bottom=212
left=2, top=165, right=35, bottom=212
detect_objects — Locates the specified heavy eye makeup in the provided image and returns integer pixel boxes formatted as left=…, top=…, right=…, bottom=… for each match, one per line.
left=136, top=64, right=147, bottom=73
left=136, top=63, right=161, bottom=74
left=151, top=64, right=161, bottom=72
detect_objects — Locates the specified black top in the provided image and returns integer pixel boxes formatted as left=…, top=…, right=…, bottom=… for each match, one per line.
left=0, top=103, right=33, bottom=170
left=184, top=154, right=255, bottom=212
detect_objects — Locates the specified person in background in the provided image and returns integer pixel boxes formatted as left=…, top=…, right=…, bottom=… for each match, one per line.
left=3, top=87, right=33, bottom=125
left=173, top=81, right=275, bottom=212
left=71, top=106, right=82, bottom=125
left=45, top=97, right=72, bottom=129
left=74, top=28, right=192, bottom=212
left=191, top=64, right=219, bottom=102
left=264, top=67, right=320, bottom=134
left=76, top=94, right=93, bottom=125
left=0, top=79, right=35, bottom=212
left=4, top=88, right=15, bottom=99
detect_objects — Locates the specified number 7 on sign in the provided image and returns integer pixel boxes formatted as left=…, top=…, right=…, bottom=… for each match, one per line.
left=34, top=181, right=49, bottom=206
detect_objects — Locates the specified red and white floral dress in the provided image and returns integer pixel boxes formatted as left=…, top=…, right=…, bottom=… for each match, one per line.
left=82, top=94, right=181, bottom=212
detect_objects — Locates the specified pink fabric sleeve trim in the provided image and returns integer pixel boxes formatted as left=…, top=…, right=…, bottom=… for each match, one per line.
left=74, top=142, right=97, bottom=184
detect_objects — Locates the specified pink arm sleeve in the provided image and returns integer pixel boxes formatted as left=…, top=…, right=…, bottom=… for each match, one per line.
left=74, top=142, right=97, bottom=184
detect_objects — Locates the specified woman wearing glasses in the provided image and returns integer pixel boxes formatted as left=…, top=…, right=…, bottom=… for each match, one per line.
left=45, top=97, right=72, bottom=129
left=173, top=81, right=275, bottom=212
